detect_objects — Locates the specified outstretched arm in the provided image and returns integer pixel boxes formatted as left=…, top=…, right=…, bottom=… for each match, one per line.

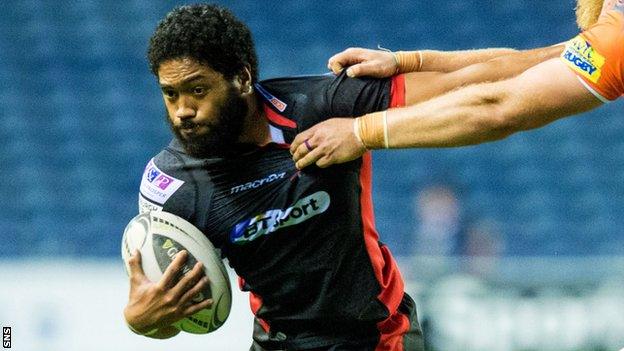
left=328, top=47, right=519, bottom=77
left=386, top=58, right=602, bottom=148
left=402, top=44, right=564, bottom=105
left=326, top=44, right=564, bottom=106
left=291, top=58, right=602, bottom=168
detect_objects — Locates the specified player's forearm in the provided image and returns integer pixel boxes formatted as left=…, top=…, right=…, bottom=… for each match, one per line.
left=409, top=48, right=518, bottom=72
left=489, top=45, right=565, bottom=77
left=364, top=58, right=599, bottom=149
left=446, top=45, right=565, bottom=88
left=402, top=45, right=565, bottom=106
left=388, top=83, right=516, bottom=148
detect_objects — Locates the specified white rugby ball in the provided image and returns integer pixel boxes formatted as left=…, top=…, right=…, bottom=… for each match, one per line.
left=121, top=211, right=231, bottom=334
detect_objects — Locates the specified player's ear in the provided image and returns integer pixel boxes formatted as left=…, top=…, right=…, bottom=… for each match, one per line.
left=234, top=66, right=253, bottom=96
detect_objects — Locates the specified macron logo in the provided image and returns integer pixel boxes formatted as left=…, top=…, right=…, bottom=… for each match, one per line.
left=230, top=172, right=286, bottom=194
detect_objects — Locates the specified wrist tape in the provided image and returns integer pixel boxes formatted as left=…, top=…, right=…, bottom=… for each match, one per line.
left=355, top=111, right=389, bottom=149
left=395, top=51, right=423, bottom=73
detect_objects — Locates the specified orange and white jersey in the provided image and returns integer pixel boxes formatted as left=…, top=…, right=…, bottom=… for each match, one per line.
left=561, top=8, right=624, bottom=102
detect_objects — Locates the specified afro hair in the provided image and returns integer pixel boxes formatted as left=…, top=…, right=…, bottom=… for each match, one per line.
left=147, top=4, right=258, bottom=82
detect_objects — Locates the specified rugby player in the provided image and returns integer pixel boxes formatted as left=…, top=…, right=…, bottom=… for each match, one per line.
left=122, top=4, right=564, bottom=350
left=290, top=0, right=621, bottom=169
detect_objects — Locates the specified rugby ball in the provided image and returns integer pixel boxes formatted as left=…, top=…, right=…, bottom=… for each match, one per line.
left=121, top=211, right=231, bottom=334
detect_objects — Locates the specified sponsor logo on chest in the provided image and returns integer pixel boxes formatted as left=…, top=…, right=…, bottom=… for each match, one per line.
left=230, top=191, right=331, bottom=244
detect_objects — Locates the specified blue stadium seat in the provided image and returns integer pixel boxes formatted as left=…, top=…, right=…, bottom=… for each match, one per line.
left=5, top=0, right=620, bottom=257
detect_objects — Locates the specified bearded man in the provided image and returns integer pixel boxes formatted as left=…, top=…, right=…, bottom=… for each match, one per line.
left=123, top=3, right=565, bottom=350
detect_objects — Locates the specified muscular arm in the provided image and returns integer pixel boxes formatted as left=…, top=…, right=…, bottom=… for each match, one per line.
left=417, top=47, right=518, bottom=72
left=327, top=45, right=563, bottom=106
left=389, top=58, right=602, bottom=148
left=403, top=45, right=564, bottom=105
left=328, top=47, right=518, bottom=76
left=290, top=58, right=603, bottom=168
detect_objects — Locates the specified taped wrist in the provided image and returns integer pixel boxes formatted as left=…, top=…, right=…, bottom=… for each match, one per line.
left=356, top=111, right=389, bottom=149
left=395, top=51, right=423, bottom=73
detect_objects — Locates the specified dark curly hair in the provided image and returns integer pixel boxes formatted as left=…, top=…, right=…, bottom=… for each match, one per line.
left=147, top=4, right=258, bottom=82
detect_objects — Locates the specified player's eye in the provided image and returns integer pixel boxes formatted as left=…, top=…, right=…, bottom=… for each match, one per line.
left=192, top=86, right=207, bottom=95
left=163, top=89, right=178, bottom=99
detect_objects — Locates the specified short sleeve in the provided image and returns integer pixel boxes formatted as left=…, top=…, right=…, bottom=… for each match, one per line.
left=560, top=10, right=624, bottom=101
left=256, top=72, right=406, bottom=141
left=137, top=153, right=195, bottom=219
left=325, top=72, right=393, bottom=117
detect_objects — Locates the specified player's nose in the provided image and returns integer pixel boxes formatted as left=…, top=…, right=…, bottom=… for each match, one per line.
left=175, top=96, right=197, bottom=120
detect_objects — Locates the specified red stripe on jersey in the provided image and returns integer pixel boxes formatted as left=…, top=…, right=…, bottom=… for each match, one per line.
left=249, top=292, right=270, bottom=332
left=263, top=104, right=297, bottom=129
left=239, top=276, right=271, bottom=332
left=376, top=311, right=411, bottom=350
left=358, top=153, right=406, bottom=346
left=390, top=74, right=406, bottom=108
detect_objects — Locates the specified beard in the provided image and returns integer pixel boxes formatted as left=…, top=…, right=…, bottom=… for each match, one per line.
left=168, top=86, right=248, bottom=158
left=576, top=0, right=605, bottom=30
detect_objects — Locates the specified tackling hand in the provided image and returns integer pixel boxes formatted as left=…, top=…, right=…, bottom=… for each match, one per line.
left=290, top=118, right=367, bottom=169
left=327, top=47, right=398, bottom=78
left=123, top=250, right=212, bottom=337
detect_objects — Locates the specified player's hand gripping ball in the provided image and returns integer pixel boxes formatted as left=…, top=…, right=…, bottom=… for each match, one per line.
left=121, top=211, right=231, bottom=334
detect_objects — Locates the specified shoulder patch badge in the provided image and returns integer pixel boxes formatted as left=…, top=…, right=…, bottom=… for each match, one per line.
left=139, top=158, right=185, bottom=205
left=561, top=35, right=606, bottom=83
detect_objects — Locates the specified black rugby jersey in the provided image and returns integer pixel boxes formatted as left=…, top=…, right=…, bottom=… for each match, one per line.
left=138, top=72, right=408, bottom=348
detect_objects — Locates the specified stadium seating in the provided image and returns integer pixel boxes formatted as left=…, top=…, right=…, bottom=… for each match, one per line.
left=3, top=0, right=623, bottom=257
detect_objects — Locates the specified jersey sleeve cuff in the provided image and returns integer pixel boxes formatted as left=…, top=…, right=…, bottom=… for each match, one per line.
left=576, top=76, right=613, bottom=103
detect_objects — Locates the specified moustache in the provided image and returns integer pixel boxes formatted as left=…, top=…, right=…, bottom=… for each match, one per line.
left=178, top=121, right=206, bottom=129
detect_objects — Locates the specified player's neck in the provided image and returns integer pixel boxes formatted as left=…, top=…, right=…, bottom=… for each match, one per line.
left=238, top=92, right=271, bottom=146
left=601, top=0, right=620, bottom=13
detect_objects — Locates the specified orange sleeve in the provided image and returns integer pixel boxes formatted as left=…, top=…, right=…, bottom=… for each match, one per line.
left=560, top=10, right=624, bottom=101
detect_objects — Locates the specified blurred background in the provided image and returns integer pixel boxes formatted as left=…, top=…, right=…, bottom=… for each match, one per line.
left=2, top=0, right=624, bottom=350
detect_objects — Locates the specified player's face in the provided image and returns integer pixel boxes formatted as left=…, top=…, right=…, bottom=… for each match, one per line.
left=158, top=58, right=247, bottom=158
